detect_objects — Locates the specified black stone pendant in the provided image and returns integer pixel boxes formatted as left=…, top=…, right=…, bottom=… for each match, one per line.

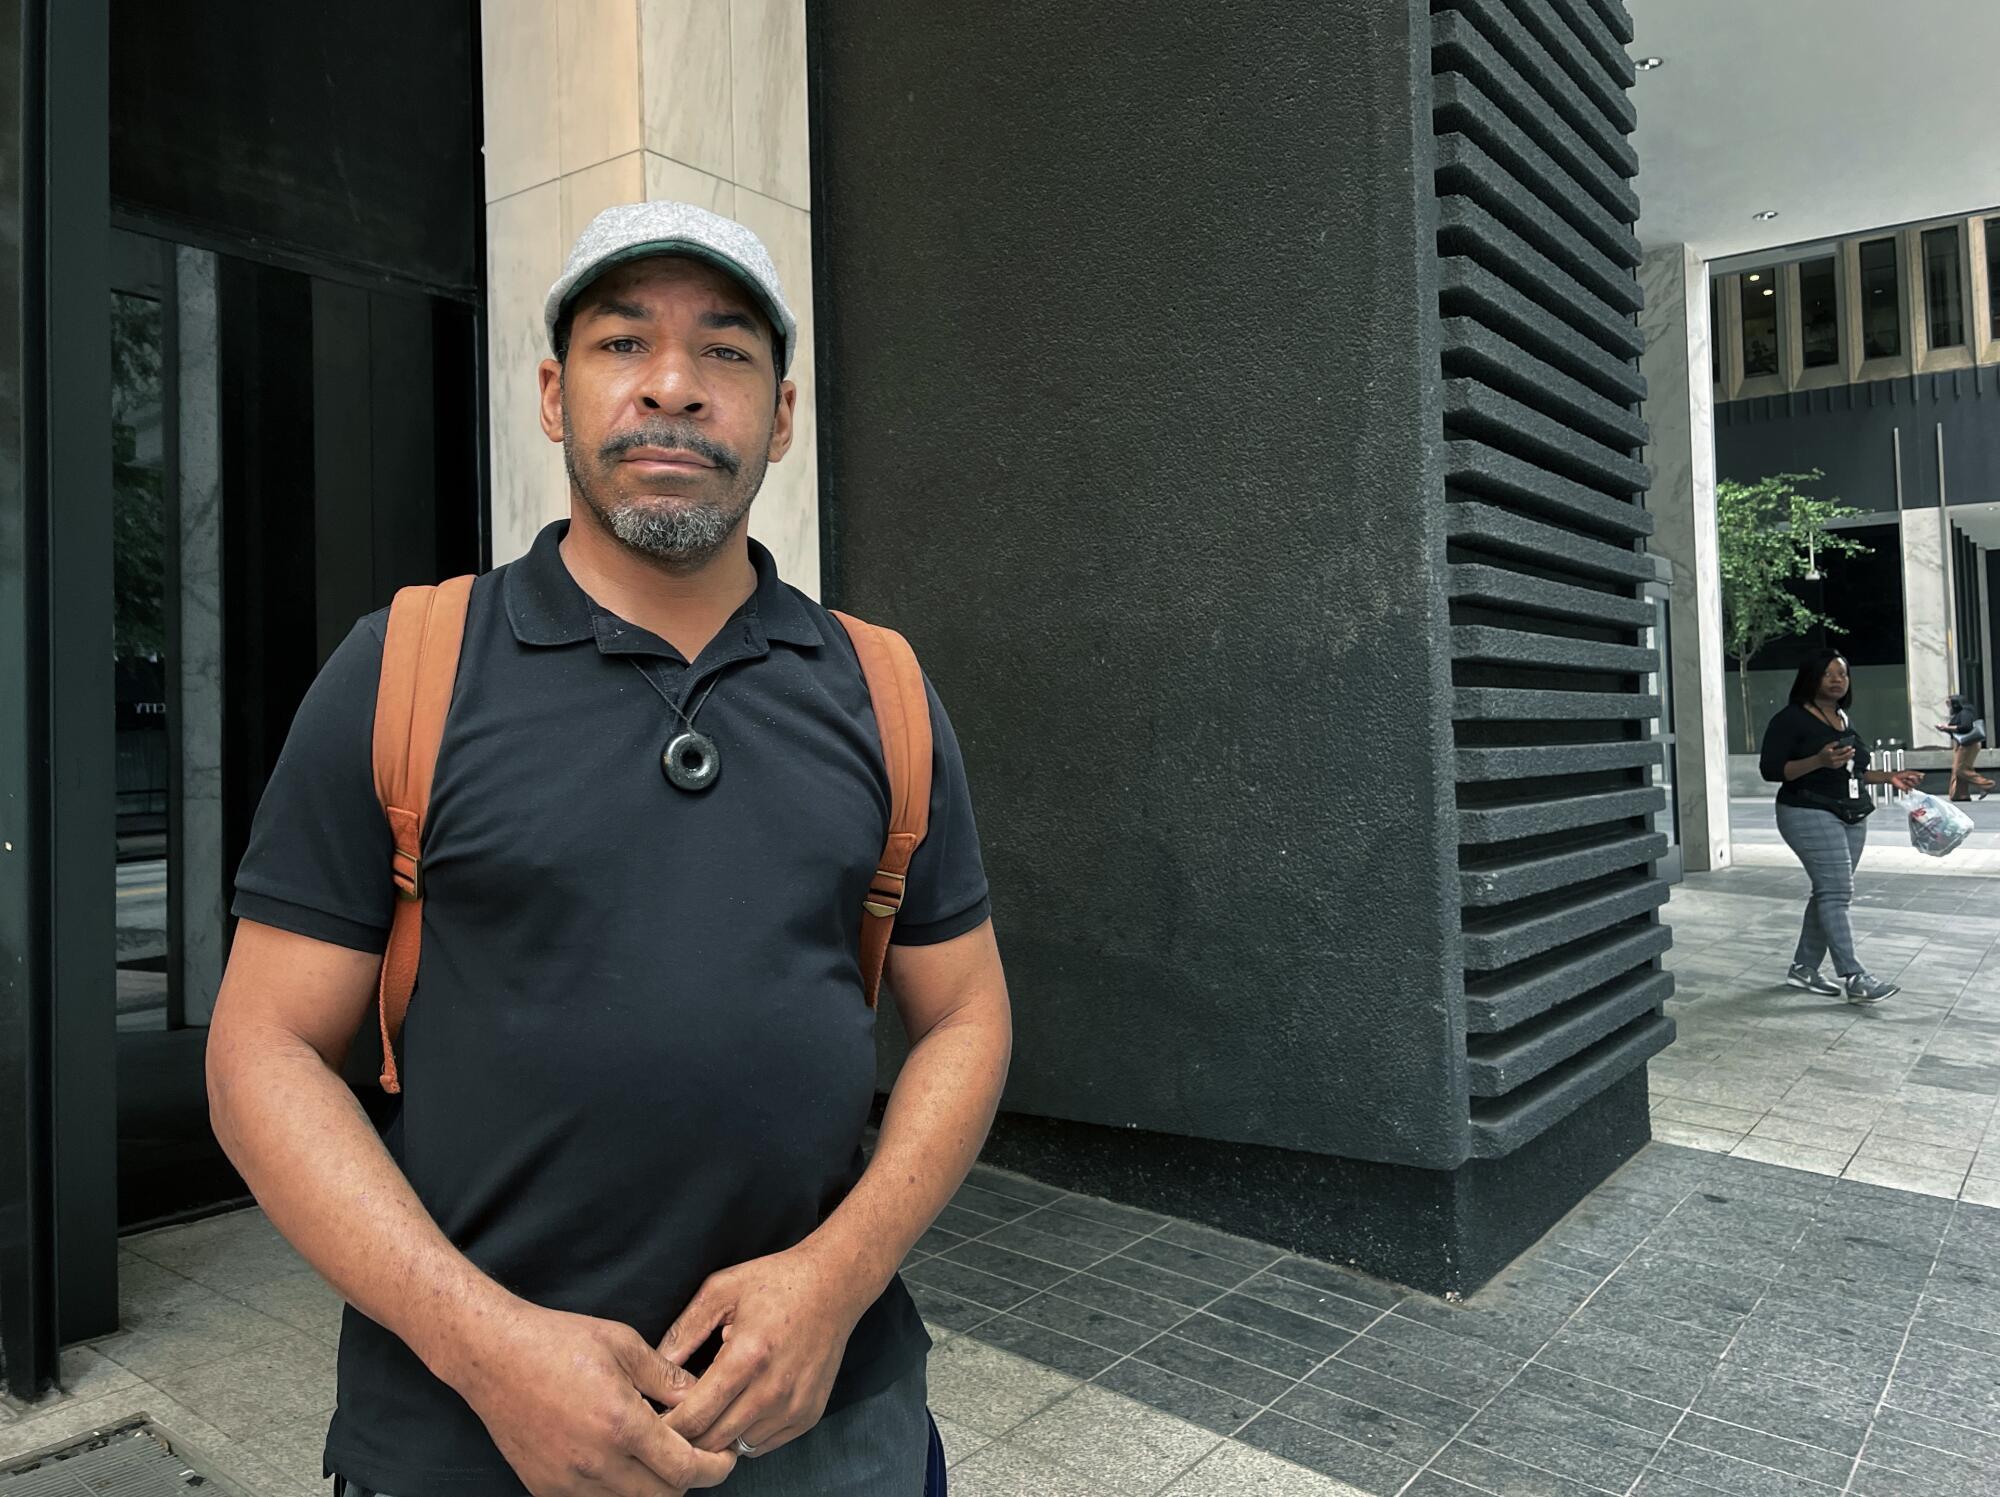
left=662, top=730, right=720, bottom=792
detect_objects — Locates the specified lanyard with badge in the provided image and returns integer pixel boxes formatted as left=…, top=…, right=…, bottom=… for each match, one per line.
left=1808, top=703, right=1860, bottom=800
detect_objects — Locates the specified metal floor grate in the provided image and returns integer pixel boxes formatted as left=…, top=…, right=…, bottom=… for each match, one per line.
left=0, top=1419, right=253, bottom=1497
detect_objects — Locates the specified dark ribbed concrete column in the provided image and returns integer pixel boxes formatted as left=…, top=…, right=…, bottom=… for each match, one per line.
left=813, top=0, right=1668, bottom=1293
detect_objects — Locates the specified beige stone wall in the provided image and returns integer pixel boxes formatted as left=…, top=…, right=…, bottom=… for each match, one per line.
left=479, top=0, right=818, bottom=592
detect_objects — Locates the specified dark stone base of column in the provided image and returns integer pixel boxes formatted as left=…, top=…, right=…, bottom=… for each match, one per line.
left=964, top=1067, right=1653, bottom=1298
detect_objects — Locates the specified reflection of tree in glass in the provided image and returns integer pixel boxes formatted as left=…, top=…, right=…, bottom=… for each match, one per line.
left=112, top=291, right=166, bottom=660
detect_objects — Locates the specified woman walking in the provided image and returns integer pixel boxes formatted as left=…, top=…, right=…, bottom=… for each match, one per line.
left=1760, top=650, right=1923, bottom=1004
left=1935, top=694, right=1993, bottom=802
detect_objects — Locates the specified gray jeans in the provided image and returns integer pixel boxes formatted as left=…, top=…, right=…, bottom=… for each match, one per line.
left=1774, top=802, right=1869, bottom=978
left=333, top=1360, right=929, bottom=1497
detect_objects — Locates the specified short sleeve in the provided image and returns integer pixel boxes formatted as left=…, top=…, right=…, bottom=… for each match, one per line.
left=889, top=674, right=991, bottom=946
left=230, top=613, right=397, bottom=954
left=1757, top=709, right=1796, bottom=784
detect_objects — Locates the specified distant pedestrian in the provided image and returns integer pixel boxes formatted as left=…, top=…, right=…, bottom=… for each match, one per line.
left=1760, top=649, right=1923, bottom=1004
left=1935, top=694, right=1993, bottom=802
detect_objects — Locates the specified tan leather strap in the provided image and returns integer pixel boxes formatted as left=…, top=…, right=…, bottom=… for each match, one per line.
left=832, top=611, right=933, bottom=1008
left=371, top=575, right=474, bottom=1093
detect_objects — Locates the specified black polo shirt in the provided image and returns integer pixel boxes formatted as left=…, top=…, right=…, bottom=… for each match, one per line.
left=231, top=520, right=990, bottom=1496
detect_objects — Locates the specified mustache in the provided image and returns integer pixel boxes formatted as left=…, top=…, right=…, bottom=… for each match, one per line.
left=598, top=422, right=741, bottom=476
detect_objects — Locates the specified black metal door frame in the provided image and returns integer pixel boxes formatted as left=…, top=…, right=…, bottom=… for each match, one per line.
left=0, top=0, right=117, bottom=1403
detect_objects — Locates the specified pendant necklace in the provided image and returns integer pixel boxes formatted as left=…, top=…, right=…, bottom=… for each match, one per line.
left=631, top=660, right=725, bottom=793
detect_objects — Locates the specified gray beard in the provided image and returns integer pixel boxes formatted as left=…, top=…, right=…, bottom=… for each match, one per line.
left=563, top=408, right=766, bottom=567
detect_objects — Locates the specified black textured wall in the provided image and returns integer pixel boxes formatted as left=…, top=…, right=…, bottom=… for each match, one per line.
left=815, top=0, right=1668, bottom=1209
left=812, top=0, right=1467, bottom=1167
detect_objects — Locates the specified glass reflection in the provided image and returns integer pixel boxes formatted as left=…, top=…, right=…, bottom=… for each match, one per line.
left=1740, top=269, right=1779, bottom=377
left=1858, top=238, right=1902, bottom=358
left=1799, top=257, right=1839, bottom=369
left=112, top=288, right=172, bottom=1032
left=1923, top=226, right=1964, bottom=349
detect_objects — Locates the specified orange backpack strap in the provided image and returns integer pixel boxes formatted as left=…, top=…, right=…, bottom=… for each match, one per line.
left=371, top=575, right=474, bottom=1093
left=831, top=612, right=933, bottom=1008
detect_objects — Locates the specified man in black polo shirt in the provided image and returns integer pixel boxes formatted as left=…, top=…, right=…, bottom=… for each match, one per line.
left=207, top=202, right=1012, bottom=1497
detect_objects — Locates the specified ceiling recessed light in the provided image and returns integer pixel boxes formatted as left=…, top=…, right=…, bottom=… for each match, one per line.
left=1762, top=287, right=1775, bottom=297
left=1753, top=210, right=1780, bottom=221
left=1635, top=56, right=1665, bottom=70
left=1747, top=273, right=1761, bottom=282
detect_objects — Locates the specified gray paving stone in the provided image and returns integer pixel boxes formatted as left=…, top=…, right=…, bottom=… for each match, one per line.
left=904, top=1255, right=1041, bottom=1313
left=1127, top=1330, right=1298, bottom=1405
left=1267, top=1256, right=1406, bottom=1312
left=1869, top=1403, right=2000, bottom=1467
left=1235, top=1411, right=1422, bottom=1495
left=1333, top=1332, right=1517, bottom=1408
left=939, top=1239, right=1078, bottom=1292
left=1675, top=1412, right=1854, bottom=1487
left=1007, top=1289, right=1160, bottom=1354
left=1010, top=1202, right=1149, bottom=1255
left=977, top=1217, right=1122, bottom=1272
left=1852, top=1433, right=2000, bottom=1497
left=963, top=1311, right=1126, bottom=1381
left=1649, top=1436, right=1846, bottom=1497
left=1270, top=1381, right=1453, bottom=1465
left=1691, top=1364, right=1874, bottom=1456
left=1367, top=1313, right=1526, bottom=1384
left=1205, top=1292, right=1366, bottom=1359
left=1305, top=1355, right=1477, bottom=1433
left=1430, top=1438, right=1609, bottom=1497
left=1170, top=1309, right=1333, bottom=1379
left=1120, top=1236, right=1256, bottom=1289
left=1535, top=1320, right=1716, bottom=1407
left=1094, top=1356, right=1266, bottom=1438
left=1455, top=1403, right=1652, bottom=1493
left=1235, top=1270, right=1384, bottom=1334
left=1511, top=1361, right=1684, bottom=1436
left=908, top=1278, right=999, bottom=1334
left=1055, top=1268, right=1201, bottom=1331
left=1087, top=1252, right=1225, bottom=1309
left=948, top=1183, right=1041, bottom=1224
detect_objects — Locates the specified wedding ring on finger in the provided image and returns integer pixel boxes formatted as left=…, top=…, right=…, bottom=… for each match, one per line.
left=735, top=1437, right=759, bottom=1458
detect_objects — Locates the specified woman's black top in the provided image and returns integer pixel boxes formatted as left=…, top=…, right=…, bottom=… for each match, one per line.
left=1759, top=703, right=1873, bottom=810
left=1947, top=705, right=1984, bottom=742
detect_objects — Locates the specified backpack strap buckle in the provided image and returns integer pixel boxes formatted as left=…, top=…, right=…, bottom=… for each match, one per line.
left=863, top=868, right=906, bottom=919
left=393, top=848, right=424, bottom=902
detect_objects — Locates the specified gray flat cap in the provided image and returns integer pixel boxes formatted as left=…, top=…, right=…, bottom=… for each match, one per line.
left=544, top=201, right=798, bottom=377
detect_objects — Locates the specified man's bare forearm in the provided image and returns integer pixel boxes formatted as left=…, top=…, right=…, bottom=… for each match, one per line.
left=802, top=1006, right=1011, bottom=1305
left=206, top=1023, right=514, bottom=1386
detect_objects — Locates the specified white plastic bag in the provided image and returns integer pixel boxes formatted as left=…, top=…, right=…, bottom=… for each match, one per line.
left=1907, top=791, right=1974, bottom=858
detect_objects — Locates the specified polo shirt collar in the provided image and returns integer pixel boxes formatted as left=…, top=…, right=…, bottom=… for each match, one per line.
left=504, top=519, right=822, bottom=653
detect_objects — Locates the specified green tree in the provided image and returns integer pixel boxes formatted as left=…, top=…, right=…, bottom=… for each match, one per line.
left=1716, top=469, right=1868, bottom=751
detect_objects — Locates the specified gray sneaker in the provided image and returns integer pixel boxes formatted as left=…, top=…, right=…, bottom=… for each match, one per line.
left=1841, top=973, right=1899, bottom=1004
left=1786, top=964, right=1840, bottom=996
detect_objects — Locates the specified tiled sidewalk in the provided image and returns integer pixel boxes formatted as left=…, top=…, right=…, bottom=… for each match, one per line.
left=1653, top=864, right=2000, bottom=1201
left=9, top=1146, right=2000, bottom=1496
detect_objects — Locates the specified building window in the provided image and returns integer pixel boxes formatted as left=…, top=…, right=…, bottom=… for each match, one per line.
left=1858, top=237, right=1902, bottom=358
left=1988, top=216, right=2000, bottom=342
left=1799, top=256, right=1839, bottom=368
left=1740, top=267, right=1779, bottom=377
left=1922, top=225, right=1966, bottom=348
